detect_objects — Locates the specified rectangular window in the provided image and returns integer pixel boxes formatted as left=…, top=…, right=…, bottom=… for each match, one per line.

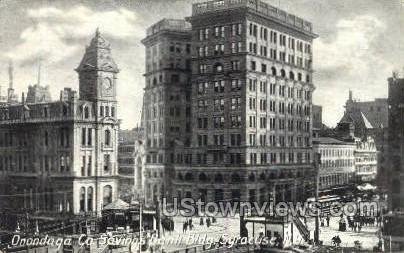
left=81, top=128, right=86, bottom=146
left=250, top=61, right=256, bottom=71
left=87, top=128, right=92, bottom=146
left=104, top=154, right=110, bottom=173
left=231, top=61, right=240, bottom=71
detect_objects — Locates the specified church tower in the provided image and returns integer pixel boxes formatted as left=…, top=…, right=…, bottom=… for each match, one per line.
left=76, top=29, right=119, bottom=103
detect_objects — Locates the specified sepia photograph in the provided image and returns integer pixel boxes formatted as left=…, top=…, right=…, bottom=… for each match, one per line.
left=0, top=0, right=403, bottom=252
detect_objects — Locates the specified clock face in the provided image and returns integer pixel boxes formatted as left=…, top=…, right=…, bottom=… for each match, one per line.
left=103, top=77, right=112, bottom=90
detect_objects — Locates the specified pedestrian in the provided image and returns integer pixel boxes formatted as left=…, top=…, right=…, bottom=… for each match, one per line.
left=354, top=223, right=357, bottom=232
left=200, top=217, right=204, bottom=226
left=326, top=215, right=330, bottom=227
left=189, top=218, right=193, bottom=230
left=321, top=218, right=324, bottom=227
left=358, top=224, right=362, bottom=232
left=183, top=220, right=188, bottom=233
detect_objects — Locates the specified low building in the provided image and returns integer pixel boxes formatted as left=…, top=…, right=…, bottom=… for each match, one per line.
left=117, top=128, right=143, bottom=202
left=354, top=136, right=378, bottom=183
left=313, top=137, right=356, bottom=194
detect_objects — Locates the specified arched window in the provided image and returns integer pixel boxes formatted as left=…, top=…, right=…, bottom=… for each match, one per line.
left=84, top=106, right=89, bottom=119
left=79, top=187, right=85, bottom=212
left=232, top=173, right=241, bottom=183
left=214, top=63, right=223, bottom=72
left=280, top=69, right=286, bottom=78
left=298, top=73, right=302, bottom=81
left=289, top=71, right=294, bottom=80
left=199, top=173, right=208, bottom=182
left=177, top=173, right=183, bottom=180
left=105, top=130, right=111, bottom=146
left=103, top=185, right=112, bottom=206
left=215, top=173, right=223, bottom=183
left=153, top=78, right=157, bottom=86
left=185, top=172, right=194, bottom=181
left=259, top=173, right=266, bottom=181
left=271, top=67, right=277, bottom=76
left=87, top=187, right=93, bottom=212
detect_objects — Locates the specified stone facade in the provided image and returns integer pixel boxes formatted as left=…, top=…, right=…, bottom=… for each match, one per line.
left=139, top=19, right=192, bottom=204
left=139, top=0, right=317, bottom=204
left=0, top=30, right=119, bottom=216
left=354, top=136, right=377, bottom=183
left=313, top=137, right=355, bottom=192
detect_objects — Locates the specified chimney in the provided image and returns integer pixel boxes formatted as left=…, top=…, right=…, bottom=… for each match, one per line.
left=21, top=92, right=25, bottom=104
left=349, top=90, right=353, bottom=101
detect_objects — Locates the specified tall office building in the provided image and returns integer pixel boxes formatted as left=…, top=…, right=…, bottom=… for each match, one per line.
left=139, top=19, right=192, bottom=203
left=387, top=75, right=404, bottom=210
left=139, top=0, right=317, bottom=204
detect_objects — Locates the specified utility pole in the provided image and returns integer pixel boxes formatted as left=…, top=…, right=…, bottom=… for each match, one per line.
left=138, top=192, right=144, bottom=253
left=314, top=152, right=321, bottom=245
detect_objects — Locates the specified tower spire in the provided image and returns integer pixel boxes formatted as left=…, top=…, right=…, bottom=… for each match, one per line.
left=8, top=59, right=13, bottom=90
left=37, top=59, right=42, bottom=85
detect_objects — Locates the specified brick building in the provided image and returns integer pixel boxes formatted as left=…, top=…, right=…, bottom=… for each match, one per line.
left=0, top=30, right=119, bottom=216
left=138, top=0, right=317, bottom=204
left=312, top=137, right=355, bottom=193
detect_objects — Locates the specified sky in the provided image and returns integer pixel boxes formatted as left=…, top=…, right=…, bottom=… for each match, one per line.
left=0, top=0, right=403, bottom=129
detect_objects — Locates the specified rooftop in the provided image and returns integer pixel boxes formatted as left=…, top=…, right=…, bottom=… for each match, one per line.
left=146, top=19, right=192, bottom=37
left=313, top=137, right=354, bottom=145
left=192, top=0, right=313, bottom=34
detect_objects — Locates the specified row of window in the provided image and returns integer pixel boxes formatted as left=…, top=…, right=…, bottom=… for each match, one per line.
left=146, top=151, right=312, bottom=166
left=248, top=42, right=311, bottom=68
left=0, top=129, right=70, bottom=148
left=197, top=133, right=310, bottom=147
left=248, top=133, right=311, bottom=147
left=81, top=128, right=112, bottom=147
left=249, top=22, right=311, bottom=53
left=200, top=62, right=311, bottom=84
left=248, top=99, right=311, bottom=115
left=197, top=78, right=311, bottom=99
left=319, top=159, right=354, bottom=168
left=198, top=24, right=242, bottom=40
left=319, top=174, right=352, bottom=188
left=319, top=148, right=354, bottom=157
left=0, top=105, right=70, bottom=121
left=0, top=154, right=71, bottom=172
left=80, top=105, right=116, bottom=119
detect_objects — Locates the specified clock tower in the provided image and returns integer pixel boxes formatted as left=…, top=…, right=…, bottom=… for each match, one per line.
left=76, top=28, right=119, bottom=102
